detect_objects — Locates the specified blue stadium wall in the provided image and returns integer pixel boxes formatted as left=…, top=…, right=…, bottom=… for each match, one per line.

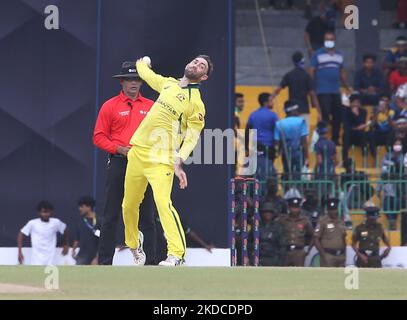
left=0, top=0, right=234, bottom=247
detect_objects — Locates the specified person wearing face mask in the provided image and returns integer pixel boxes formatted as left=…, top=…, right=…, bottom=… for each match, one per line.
left=271, top=51, right=321, bottom=126
left=310, top=31, right=351, bottom=146
left=379, top=139, right=406, bottom=230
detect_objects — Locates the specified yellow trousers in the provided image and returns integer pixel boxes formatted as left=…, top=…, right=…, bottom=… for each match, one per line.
left=122, top=147, right=186, bottom=259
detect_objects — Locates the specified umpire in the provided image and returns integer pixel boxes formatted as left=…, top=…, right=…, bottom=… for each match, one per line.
left=93, top=61, right=156, bottom=265
left=313, top=198, right=347, bottom=267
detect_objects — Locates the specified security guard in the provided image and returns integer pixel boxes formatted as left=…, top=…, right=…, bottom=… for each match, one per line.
left=259, top=202, right=286, bottom=266
left=314, top=198, right=347, bottom=267
left=352, top=205, right=391, bottom=268
left=280, top=188, right=313, bottom=266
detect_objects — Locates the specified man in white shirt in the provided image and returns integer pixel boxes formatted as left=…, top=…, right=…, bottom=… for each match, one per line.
left=17, top=201, right=69, bottom=265
left=396, top=82, right=407, bottom=113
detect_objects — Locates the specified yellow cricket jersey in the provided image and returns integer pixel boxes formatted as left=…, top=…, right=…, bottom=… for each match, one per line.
left=130, top=60, right=206, bottom=165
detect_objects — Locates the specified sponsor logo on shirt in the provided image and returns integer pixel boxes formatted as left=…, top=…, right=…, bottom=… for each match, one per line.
left=198, top=112, right=204, bottom=121
left=157, top=98, right=177, bottom=116
left=140, top=110, right=148, bottom=115
left=119, top=111, right=130, bottom=116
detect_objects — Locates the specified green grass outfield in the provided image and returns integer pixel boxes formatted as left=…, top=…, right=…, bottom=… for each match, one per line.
left=0, top=266, right=406, bottom=300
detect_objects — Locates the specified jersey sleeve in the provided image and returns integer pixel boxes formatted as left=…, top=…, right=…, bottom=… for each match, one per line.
left=177, top=101, right=206, bottom=162
left=20, top=220, right=33, bottom=236
left=274, top=121, right=281, bottom=141
left=136, top=60, right=168, bottom=93
left=310, top=52, right=318, bottom=68
left=300, top=118, right=309, bottom=137
left=55, top=219, right=67, bottom=234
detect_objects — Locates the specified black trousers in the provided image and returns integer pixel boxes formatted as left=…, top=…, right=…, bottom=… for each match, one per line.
left=98, top=156, right=156, bottom=265
left=318, top=93, right=343, bottom=143
left=342, top=129, right=368, bottom=161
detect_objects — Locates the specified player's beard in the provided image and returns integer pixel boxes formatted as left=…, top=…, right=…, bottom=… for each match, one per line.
left=184, top=68, right=200, bottom=82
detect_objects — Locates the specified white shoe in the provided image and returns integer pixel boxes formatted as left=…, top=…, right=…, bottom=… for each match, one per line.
left=158, top=255, right=184, bottom=267
left=130, top=231, right=146, bottom=266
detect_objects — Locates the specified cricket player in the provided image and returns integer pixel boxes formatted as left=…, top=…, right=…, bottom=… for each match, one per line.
left=122, top=55, right=213, bottom=266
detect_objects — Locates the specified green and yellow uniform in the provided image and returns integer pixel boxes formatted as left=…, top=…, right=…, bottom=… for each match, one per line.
left=122, top=60, right=206, bottom=259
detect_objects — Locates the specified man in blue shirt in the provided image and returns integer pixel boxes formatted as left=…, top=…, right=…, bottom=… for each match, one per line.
left=274, top=100, right=309, bottom=179
left=354, top=54, right=386, bottom=106
left=245, top=93, right=279, bottom=181
left=383, top=36, right=407, bottom=77
left=310, top=31, right=351, bottom=145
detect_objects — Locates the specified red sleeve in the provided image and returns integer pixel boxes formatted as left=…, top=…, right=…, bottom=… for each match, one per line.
left=93, top=102, right=117, bottom=154
left=389, top=71, right=397, bottom=87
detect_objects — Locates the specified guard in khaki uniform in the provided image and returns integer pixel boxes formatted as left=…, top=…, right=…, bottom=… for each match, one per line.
left=280, top=189, right=313, bottom=266
left=314, top=198, right=347, bottom=267
left=352, top=206, right=391, bottom=268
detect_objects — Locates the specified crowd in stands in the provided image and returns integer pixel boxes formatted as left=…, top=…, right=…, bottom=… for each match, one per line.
left=233, top=1, right=407, bottom=266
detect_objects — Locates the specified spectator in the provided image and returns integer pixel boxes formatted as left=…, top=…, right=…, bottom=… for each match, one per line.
left=389, top=56, right=407, bottom=93
left=394, top=0, right=407, bottom=29
left=72, top=196, right=100, bottom=265
left=301, top=189, right=324, bottom=228
left=262, top=178, right=287, bottom=215
left=280, top=188, right=313, bottom=267
left=387, top=116, right=407, bottom=155
left=258, top=202, right=286, bottom=266
left=314, top=121, right=337, bottom=177
left=383, top=36, right=407, bottom=77
left=304, top=6, right=336, bottom=57
left=274, top=100, right=309, bottom=179
left=354, top=54, right=386, bottom=106
left=271, top=51, right=321, bottom=125
left=17, top=201, right=69, bottom=265
left=342, top=93, right=371, bottom=160
left=379, top=139, right=406, bottom=230
left=310, top=31, right=351, bottom=145
left=234, top=93, right=245, bottom=130
left=245, top=93, right=279, bottom=181
left=368, top=94, right=396, bottom=157
left=396, top=82, right=407, bottom=113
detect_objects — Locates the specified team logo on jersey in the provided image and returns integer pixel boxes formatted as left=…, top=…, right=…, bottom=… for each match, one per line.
left=176, top=93, right=186, bottom=102
left=198, top=113, right=204, bottom=121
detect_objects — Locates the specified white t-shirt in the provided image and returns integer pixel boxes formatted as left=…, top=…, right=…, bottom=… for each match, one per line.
left=21, top=218, right=66, bottom=265
left=396, top=83, right=407, bottom=102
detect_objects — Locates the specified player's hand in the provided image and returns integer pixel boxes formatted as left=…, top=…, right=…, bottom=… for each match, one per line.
left=205, top=244, right=215, bottom=253
left=358, top=253, right=369, bottom=265
left=18, top=251, right=24, bottom=264
left=174, top=158, right=188, bottom=189
left=62, top=245, right=69, bottom=256
left=116, top=146, right=130, bottom=157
